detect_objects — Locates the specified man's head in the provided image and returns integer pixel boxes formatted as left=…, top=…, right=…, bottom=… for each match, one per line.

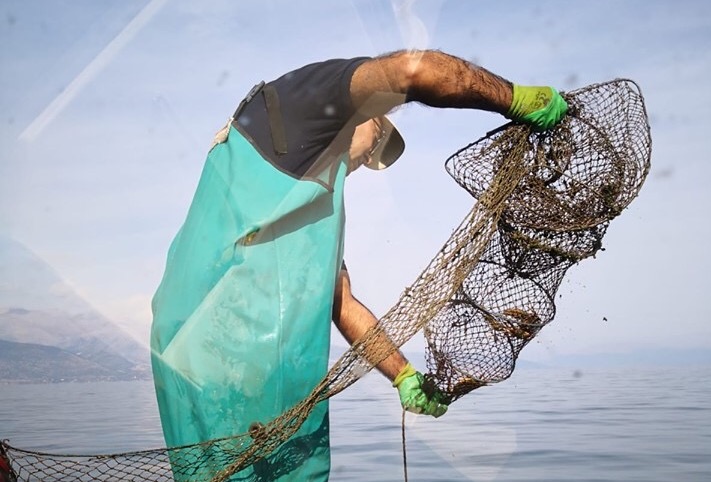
left=348, top=116, right=404, bottom=173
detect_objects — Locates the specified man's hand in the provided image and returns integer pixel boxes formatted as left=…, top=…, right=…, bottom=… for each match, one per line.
left=507, top=85, right=568, bottom=131
left=393, top=363, right=448, bottom=418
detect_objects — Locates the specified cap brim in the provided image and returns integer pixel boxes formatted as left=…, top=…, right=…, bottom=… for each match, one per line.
left=364, top=116, right=405, bottom=170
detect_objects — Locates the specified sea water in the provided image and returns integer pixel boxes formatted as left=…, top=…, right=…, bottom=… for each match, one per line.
left=1, top=366, right=709, bottom=481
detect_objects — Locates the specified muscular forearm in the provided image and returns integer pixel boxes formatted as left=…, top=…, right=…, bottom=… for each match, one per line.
left=332, top=270, right=407, bottom=382
left=351, top=49, right=513, bottom=115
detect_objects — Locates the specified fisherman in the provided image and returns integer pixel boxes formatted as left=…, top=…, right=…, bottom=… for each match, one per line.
left=150, top=49, right=567, bottom=481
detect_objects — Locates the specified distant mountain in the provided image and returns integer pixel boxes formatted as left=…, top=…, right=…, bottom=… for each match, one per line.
left=542, top=348, right=711, bottom=368
left=0, top=307, right=149, bottom=368
left=0, top=339, right=151, bottom=383
left=0, top=236, right=90, bottom=313
left=0, top=236, right=151, bottom=383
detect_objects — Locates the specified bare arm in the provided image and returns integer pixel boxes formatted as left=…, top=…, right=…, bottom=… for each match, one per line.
left=350, top=50, right=513, bottom=117
left=332, top=268, right=407, bottom=382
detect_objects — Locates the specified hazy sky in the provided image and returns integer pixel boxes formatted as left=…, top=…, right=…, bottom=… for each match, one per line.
left=1, top=0, right=709, bottom=363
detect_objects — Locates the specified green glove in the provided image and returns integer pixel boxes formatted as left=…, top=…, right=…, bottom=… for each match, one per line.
left=393, top=363, right=448, bottom=418
left=507, top=85, right=568, bottom=131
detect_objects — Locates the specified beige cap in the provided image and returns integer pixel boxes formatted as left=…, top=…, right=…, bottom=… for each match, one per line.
left=364, top=116, right=405, bottom=170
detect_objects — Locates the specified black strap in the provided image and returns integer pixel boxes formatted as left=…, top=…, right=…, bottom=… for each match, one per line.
left=262, top=85, right=288, bottom=156
left=232, top=81, right=265, bottom=119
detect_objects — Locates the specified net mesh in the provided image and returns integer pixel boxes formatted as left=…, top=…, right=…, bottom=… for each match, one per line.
left=2, top=79, right=651, bottom=481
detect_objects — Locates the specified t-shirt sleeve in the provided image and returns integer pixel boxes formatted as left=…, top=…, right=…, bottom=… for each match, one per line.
left=235, top=57, right=370, bottom=178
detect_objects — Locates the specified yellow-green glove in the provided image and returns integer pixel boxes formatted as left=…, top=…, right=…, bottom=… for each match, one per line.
left=393, top=364, right=448, bottom=418
left=507, top=85, right=568, bottom=131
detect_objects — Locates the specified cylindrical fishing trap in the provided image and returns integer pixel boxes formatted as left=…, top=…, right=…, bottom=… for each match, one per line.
left=2, top=79, right=651, bottom=481
left=423, top=79, right=651, bottom=401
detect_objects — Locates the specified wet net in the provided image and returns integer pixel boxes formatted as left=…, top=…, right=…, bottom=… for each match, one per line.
left=2, top=79, right=651, bottom=481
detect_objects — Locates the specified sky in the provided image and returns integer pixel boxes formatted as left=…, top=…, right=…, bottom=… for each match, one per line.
left=1, top=0, right=710, bottom=365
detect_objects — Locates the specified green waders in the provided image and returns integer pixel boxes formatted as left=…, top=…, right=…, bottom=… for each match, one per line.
left=151, top=124, right=347, bottom=481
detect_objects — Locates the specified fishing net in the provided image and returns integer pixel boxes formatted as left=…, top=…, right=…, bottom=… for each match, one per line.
left=1, top=78, right=651, bottom=481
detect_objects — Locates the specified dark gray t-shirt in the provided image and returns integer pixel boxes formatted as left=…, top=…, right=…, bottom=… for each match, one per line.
left=234, top=57, right=369, bottom=178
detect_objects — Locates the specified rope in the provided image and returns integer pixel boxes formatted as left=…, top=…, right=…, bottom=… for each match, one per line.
left=401, top=409, right=409, bottom=482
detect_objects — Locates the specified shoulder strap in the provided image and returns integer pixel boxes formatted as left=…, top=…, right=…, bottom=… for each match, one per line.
left=232, top=81, right=265, bottom=119
left=262, top=85, right=288, bottom=156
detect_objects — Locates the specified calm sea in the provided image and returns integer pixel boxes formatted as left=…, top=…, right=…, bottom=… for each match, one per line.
left=1, top=365, right=710, bottom=481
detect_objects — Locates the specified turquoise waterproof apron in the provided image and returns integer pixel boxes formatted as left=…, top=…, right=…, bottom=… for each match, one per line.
left=150, top=123, right=347, bottom=481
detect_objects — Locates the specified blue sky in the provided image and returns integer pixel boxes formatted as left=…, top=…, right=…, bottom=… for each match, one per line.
left=1, top=0, right=709, bottom=363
